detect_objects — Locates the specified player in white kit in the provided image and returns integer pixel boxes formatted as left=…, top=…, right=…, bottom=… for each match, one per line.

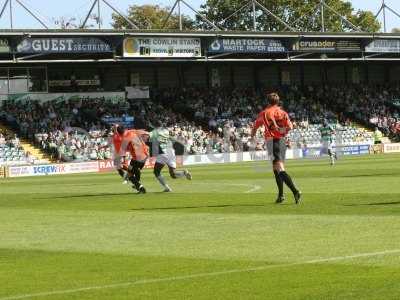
left=150, top=126, right=192, bottom=192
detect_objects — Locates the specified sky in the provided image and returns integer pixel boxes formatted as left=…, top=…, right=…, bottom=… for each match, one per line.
left=0, top=0, right=398, bottom=32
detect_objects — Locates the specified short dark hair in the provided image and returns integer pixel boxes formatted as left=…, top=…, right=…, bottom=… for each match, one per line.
left=267, top=92, right=280, bottom=105
left=116, top=125, right=125, bottom=135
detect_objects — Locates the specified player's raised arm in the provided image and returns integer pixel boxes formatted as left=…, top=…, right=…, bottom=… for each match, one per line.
left=135, top=129, right=150, bottom=137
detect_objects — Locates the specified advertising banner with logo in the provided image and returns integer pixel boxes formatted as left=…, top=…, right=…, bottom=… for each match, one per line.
left=101, top=116, right=134, bottom=128
left=123, top=37, right=201, bottom=58
left=181, top=150, right=302, bottom=166
left=383, top=143, right=400, bottom=153
left=98, top=157, right=183, bottom=172
left=48, top=79, right=101, bottom=87
left=0, top=38, right=10, bottom=53
left=339, top=145, right=370, bottom=155
left=292, top=39, right=361, bottom=52
left=8, top=162, right=99, bottom=178
left=303, top=145, right=370, bottom=158
left=208, top=38, right=287, bottom=53
left=365, top=39, right=400, bottom=53
left=1, top=92, right=125, bottom=103
left=17, top=38, right=112, bottom=53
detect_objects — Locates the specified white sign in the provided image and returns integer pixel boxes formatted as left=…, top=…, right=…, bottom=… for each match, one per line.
left=365, top=39, right=400, bottom=53
left=125, top=86, right=150, bottom=99
left=383, top=143, right=400, bottom=153
left=123, top=37, right=201, bottom=58
left=181, top=150, right=302, bottom=166
left=8, top=162, right=99, bottom=178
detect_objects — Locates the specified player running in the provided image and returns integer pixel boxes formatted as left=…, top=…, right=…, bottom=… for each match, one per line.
left=112, top=125, right=129, bottom=183
left=251, top=92, right=302, bottom=204
left=150, top=125, right=192, bottom=192
left=320, top=120, right=337, bottom=165
left=112, top=125, right=149, bottom=193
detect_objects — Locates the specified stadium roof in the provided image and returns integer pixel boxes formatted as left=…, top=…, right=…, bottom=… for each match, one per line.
left=0, top=29, right=400, bottom=39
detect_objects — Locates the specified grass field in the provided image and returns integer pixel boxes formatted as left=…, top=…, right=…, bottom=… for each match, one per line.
left=1, top=154, right=400, bottom=300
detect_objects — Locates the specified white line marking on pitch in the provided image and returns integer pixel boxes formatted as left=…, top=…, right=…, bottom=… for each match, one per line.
left=244, top=185, right=261, bottom=193
left=2, top=249, right=399, bottom=300
left=190, top=182, right=261, bottom=193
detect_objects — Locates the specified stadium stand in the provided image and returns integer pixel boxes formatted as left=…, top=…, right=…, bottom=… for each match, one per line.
left=3, top=83, right=395, bottom=163
left=0, top=127, right=35, bottom=166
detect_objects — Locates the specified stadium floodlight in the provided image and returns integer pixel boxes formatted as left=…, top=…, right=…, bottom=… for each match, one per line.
left=372, top=0, right=400, bottom=33
left=217, top=0, right=297, bottom=32
left=321, top=0, right=325, bottom=32
left=253, top=0, right=297, bottom=32
left=162, top=0, right=220, bottom=31
left=81, top=0, right=139, bottom=30
left=320, top=0, right=361, bottom=32
left=219, top=2, right=253, bottom=28
left=0, top=0, right=49, bottom=29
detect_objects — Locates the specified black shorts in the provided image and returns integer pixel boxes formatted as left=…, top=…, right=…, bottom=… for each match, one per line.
left=129, top=159, right=146, bottom=170
left=266, top=139, right=287, bottom=163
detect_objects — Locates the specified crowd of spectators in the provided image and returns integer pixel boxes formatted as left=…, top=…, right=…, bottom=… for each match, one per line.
left=155, top=84, right=400, bottom=143
left=306, top=84, right=400, bottom=142
left=1, top=83, right=399, bottom=163
left=2, top=97, right=215, bottom=161
left=0, top=129, right=35, bottom=165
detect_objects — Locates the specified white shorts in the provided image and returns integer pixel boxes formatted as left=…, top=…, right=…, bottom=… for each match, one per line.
left=322, top=141, right=334, bottom=152
left=156, top=150, right=176, bottom=169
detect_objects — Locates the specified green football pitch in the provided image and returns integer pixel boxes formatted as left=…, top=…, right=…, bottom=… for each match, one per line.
left=1, top=154, right=400, bottom=300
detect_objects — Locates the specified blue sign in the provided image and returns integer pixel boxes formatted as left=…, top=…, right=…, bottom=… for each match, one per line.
left=303, top=145, right=370, bottom=157
left=208, top=38, right=287, bottom=54
left=102, top=116, right=134, bottom=128
left=34, top=165, right=65, bottom=175
left=17, top=38, right=112, bottom=54
left=339, top=145, right=370, bottom=155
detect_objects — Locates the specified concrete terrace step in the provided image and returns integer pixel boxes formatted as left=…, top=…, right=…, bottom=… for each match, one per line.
left=0, top=123, right=51, bottom=164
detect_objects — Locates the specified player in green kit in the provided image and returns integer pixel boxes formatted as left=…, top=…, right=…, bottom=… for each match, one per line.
left=150, top=125, right=192, bottom=192
left=320, top=120, right=337, bottom=165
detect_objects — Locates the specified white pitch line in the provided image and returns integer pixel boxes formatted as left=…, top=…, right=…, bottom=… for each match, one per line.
left=2, top=249, right=400, bottom=300
left=190, top=182, right=261, bottom=194
left=244, top=185, right=261, bottom=193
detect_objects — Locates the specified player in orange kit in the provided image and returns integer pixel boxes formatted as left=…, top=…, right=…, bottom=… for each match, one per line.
left=112, top=125, right=129, bottom=183
left=112, top=125, right=149, bottom=194
left=123, top=127, right=149, bottom=193
left=251, top=92, right=302, bottom=204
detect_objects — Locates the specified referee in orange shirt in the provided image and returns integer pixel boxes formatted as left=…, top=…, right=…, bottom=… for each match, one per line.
left=251, top=92, right=302, bottom=204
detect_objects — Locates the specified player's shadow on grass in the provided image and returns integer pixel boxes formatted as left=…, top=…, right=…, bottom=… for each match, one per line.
left=344, top=201, right=400, bottom=206
left=130, top=203, right=272, bottom=211
left=40, top=193, right=135, bottom=199
left=340, top=172, right=400, bottom=178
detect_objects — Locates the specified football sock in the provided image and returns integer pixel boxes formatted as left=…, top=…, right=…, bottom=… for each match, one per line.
left=156, top=175, right=168, bottom=188
left=117, top=169, right=125, bottom=178
left=279, top=171, right=298, bottom=194
left=129, top=175, right=141, bottom=190
left=133, top=168, right=141, bottom=182
left=273, top=170, right=284, bottom=197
